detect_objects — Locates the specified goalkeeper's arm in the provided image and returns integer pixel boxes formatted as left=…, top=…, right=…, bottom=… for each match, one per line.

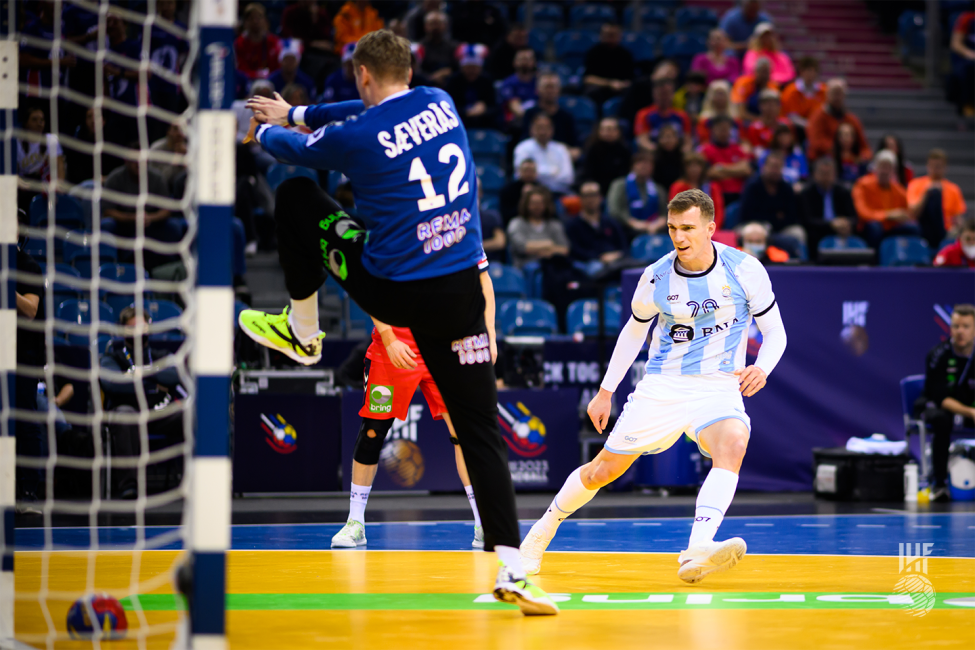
left=247, top=93, right=363, bottom=130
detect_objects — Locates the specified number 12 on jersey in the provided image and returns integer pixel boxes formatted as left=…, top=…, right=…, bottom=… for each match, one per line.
left=408, top=143, right=470, bottom=211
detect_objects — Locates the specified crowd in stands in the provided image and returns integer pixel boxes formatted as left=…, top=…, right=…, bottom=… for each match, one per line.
left=16, top=1, right=975, bottom=336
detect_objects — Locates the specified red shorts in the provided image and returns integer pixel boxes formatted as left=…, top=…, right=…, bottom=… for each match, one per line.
left=359, top=349, right=447, bottom=421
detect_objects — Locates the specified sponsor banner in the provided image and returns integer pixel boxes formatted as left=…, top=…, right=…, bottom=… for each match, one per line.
left=621, top=267, right=975, bottom=492
left=233, top=393, right=343, bottom=492
left=341, top=388, right=580, bottom=491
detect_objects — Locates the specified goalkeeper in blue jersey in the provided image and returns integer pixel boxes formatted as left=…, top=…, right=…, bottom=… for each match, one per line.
left=237, top=30, right=558, bottom=616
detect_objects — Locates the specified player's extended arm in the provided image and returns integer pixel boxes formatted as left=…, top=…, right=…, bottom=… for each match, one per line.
left=247, top=92, right=364, bottom=130
left=735, top=303, right=787, bottom=397
left=290, top=102, right=365, bottom=130
left=480, top=270, right=498, bottom=364
left=371, top=316, right=418, bottom=370
left=254, top=121, right=345, bottom=171
left=588, top=315, right=655, bottom=433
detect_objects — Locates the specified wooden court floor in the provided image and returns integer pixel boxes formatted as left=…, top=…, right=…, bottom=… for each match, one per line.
left=13, top=549, right=975, bottom=650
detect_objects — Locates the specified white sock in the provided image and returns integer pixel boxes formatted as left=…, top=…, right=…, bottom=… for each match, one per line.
left=537, top=467, right=598, bottom=537
left=289, top=293, right=320, bottom=343
left=348, top=483, right=371, bottom=524
left=688, top=468, right=739, bottom=547
left=465, top=485, right=482, bottom=528
left=496, top=545, right=525, bottom=578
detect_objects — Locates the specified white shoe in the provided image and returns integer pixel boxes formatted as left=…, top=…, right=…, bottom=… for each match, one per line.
left=493, top=562, right=559, bottom=616
left=244, top=241, right=258, bottom=256
left=677, top=537, right=747, bottom=584
left=519, top=523, right=553, bottom=576
left=331, top=520, right=367, bottom=548
left=472, top=525, right=484, bottom=549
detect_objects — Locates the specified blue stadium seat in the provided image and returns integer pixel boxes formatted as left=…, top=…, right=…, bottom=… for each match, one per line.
left=323, top=274, right=346, bottom=298
left=879, top=236, right=932, bottom=267
left=481, top=195, right=501, bottom=213
left=98, top=263, right=150, bottom=315
left=476, top=163, right=506, bottom=195
left=56, top=299, right=115, bottom=347
left=623, top=5, right=669, bottom=34
left=660, top=32, right=708, bottom=73
left=554, top=30, right=600, bottom=69
left=559, top=96, right=597, bottom=139
left=266, top=164, right=318, bottom=192
left=498, top=299, right=559, bottom=337
left=527, top=29, right=550, bottom=59
left=621, top=31, right=658, bottom=62
left=346, top=298, right=370, bottom=335
left=520, top=261, right=543, bottom=298
left=326, top=170, right=347, bottom=195
left=29, top=194, right=86, bottom=231
left=467, top=130, right=509, bottom=168
left=569, top=4, right=618, bottom=31
left=818, top=235, right=868, bottom=252
left=64, top=230, right=118, bottom=279
left=23, top=237, right=46, bottom=260
left=630, top=234, right=674, bottom=262
left=488, top=264, right=526, bottom=300
left=898, top=11, right=926, bottom=58
left=602, top=96, right=623, bottom=118
left=675, top=7, right=719, bottom=34
left=146, top=299, right=184, bottom=341
left=567, top=299, right=623, bottom=336
left=37, top=263, right=82, bottom=306
left=603, top=284, right=622, bottom=307
left=517, top=3, right=564, bottom=30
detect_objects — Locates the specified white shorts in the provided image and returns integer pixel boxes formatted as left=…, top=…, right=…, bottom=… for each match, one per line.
left=605, top=374, right=751, bottom=458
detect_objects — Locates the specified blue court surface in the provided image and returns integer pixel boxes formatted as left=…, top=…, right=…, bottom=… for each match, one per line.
left=16, top=512, right=975, bottom=557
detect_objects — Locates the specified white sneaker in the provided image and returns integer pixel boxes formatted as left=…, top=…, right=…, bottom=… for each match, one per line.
left=492, top=562, right=559, bottom=616
left=472, top=525, right=484, bottom=549
left=677, top=537, right=747, bottom=584
left=519, top=523, right=553, bottom=576
left=331, top=520, right=367, bottom=548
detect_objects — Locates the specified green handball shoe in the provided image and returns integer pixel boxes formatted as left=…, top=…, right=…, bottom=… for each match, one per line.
left=493, top=562, right=559, bottom=616
left=238, top=306, right=325, bottom=366
left=331, top=520, right=367, bottom=548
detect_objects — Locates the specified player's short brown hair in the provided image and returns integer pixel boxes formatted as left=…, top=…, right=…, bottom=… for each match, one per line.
left=928, top=148, right=947, bottom=163
left=668, top=188, right=715, bottom=222
left=953, top=304, right=975, bottom=320
left=352, top=30, right=412, bottom=84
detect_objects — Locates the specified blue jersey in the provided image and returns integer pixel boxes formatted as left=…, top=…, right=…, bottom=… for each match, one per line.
left=256, top=87, right=487, bottom=281
left=631, top=242, right=775, bottom=377
left=143, top=21, right=188, bottom=98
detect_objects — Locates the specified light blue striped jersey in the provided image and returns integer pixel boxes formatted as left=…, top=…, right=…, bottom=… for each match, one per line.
left=631, top=242, right=776, bottom=377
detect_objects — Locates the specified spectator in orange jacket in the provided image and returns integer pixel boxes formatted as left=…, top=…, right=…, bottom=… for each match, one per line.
left=852, top=150, right=918, bottom=247
left=731, top=56, right=779, bottom=121
left=907, top=148, right=968, bottom=248
left=807, top=78, right=871, bottom=162
left=780, top=56, right=825, bottom=131
left=333, top=0, right=384, bottom=54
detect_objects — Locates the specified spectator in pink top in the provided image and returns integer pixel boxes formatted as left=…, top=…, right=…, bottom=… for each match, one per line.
left=691, top=29, right=741, bottom=86
left=742, top=22, right=795, bottom=84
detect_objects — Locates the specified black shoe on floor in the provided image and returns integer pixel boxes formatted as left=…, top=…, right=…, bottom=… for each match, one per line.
left=932, top=486, right=952, bottom=503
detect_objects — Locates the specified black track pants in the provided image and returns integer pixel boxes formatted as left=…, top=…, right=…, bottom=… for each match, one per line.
left=275, top=177, right=520, bottom=550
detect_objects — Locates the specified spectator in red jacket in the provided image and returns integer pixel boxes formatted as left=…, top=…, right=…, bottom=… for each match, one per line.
left=235, top=3, right=282, bottom=80
left=700, top=115, right=752, bottom=205
left=744, top=88, right=791, bottom=157
left=934, top=218, right=975, bottom=268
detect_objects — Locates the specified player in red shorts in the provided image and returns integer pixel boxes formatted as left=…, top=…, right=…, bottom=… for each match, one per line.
left=331, top=318, right=484, bottom=549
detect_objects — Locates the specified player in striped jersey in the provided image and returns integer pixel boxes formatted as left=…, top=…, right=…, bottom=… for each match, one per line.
left=520, top=189, right=788, bottom=583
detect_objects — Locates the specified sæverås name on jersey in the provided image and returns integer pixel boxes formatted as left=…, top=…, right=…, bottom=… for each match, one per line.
left=376, top=101, right=461, bottom=159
